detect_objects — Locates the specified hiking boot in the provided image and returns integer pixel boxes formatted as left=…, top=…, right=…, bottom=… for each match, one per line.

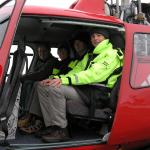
left=21, top=116, right=35, bottom=128
left=42, top=126, right=70, bottom=143
left=18, top=113, right=31, bottom=128
left=35, top=126, right=53, bottom=138
left=19, top=119, right=44, bottom=135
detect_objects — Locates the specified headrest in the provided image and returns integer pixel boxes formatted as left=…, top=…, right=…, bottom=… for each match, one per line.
left=109, top=34, right=125, bottom=50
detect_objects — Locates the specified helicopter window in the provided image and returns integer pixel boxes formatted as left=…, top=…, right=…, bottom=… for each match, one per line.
left=134, top=34, right=150, bottom=57
left=5, top=45, right=34, bottom=82
left=0, top=0, right=16, bottom=48
left=130, top=33, right=150, bottom=88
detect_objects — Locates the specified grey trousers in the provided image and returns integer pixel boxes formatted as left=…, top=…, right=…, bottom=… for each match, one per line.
left=29, top=82, right=85, bottom=128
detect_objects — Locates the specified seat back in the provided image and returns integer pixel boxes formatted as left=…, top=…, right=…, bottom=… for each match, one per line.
left=109, top=33, right=125, bottom=52
left=108, top=34, right=125, bottom=112
left=108, top=76, right=122, bottom=112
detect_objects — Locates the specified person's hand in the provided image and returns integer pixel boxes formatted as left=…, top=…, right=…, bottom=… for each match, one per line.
left=39, top=79, right=52, bottom=87
left=46, top=78, right=62, bottom=88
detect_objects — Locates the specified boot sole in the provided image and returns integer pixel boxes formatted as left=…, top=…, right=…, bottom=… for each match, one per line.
left=42, top=137, right=70, bottom=143
left=35, top=132, right=52, bottom=138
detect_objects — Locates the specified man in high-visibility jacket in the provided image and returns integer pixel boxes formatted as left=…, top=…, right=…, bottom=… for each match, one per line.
left=20, top=28, right=124, bottom=143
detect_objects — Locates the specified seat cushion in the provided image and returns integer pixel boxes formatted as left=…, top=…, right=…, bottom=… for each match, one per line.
left=66, top=100, right=112, bottom=119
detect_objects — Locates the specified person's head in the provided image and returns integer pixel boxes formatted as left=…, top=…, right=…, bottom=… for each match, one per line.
left=90, top=27, right=109, bottom=48
left=37, top=42, right=51, bottom=61
left=57, top=42, right=70, bottom=61
left=73, top=32, right=89, bottom=56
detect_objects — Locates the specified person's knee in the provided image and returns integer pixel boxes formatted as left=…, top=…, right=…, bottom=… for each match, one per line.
left=33, top=81, right=40, bottom=88
left=37, top=84, right=67, bottom=96
left=37, top=84, right=44, bottom=91
left=49, top=84, right=60, bottom=93
left=48, top=84, right=64, bottom=95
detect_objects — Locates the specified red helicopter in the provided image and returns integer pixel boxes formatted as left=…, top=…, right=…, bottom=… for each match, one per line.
left=0, top=0, right=150, bottom=150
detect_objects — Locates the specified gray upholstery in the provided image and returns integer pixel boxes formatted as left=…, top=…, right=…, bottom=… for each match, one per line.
left=67, top=100, right=112, bottom=119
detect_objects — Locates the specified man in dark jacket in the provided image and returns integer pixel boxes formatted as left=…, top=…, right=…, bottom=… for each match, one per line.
left=20, top=42, right=59, bottom=110
left=18, top=32, right=89, bottom=136
left=18, top=41, right=79, bottom=127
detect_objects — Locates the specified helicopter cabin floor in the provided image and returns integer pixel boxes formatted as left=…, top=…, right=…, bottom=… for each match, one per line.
left=0, top=121, right=104, bottom=150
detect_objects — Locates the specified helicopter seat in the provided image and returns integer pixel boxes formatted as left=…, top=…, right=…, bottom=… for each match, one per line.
left=67, top=101, right=112, bottom=119
left=66, top=34, right=125, bottom=134
left=67, top=76, right=121, bottom=134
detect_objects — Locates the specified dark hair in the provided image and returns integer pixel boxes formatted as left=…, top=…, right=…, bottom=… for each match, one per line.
left=90, top=27, right=109, bottom=39
left=58, top=41, right=70, bottom=55
left=37, top=42, right=51, bottom=52
left=73, top=32, right=89, bottom=46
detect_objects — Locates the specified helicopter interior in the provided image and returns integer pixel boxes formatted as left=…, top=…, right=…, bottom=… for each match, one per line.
left=0, top=15, right=125, bottom=149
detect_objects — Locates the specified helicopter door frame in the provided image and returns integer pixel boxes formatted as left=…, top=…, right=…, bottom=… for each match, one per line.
left=0, top=0, right=26, bottom=86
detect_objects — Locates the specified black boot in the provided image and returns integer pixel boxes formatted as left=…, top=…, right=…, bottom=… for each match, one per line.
left=42, top=126, right=70, bottom=143
left=18, top=111, right=28, bottom=120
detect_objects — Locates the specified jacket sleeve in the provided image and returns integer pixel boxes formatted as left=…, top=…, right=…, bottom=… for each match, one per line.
left=61, top=52, right=122, bottom=85
left=21, top=57, right=59, bottom=82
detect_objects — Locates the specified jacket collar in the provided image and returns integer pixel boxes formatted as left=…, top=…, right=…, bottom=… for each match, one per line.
left=91, top=39, right=113, bottom=55
left=60, top=57, right=70, bottom=64
left=78, top=51, right=87, bottom=61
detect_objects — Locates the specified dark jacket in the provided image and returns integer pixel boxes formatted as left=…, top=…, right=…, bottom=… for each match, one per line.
left=58, top=57, right=78, bottom=75
left=50, top=57, right=78, bottom=79
left=20, top=53, right=59, bottom=82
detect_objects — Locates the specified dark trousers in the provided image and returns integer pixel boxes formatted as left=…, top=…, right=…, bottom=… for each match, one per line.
left=20, top=80, right=33, bottom=110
